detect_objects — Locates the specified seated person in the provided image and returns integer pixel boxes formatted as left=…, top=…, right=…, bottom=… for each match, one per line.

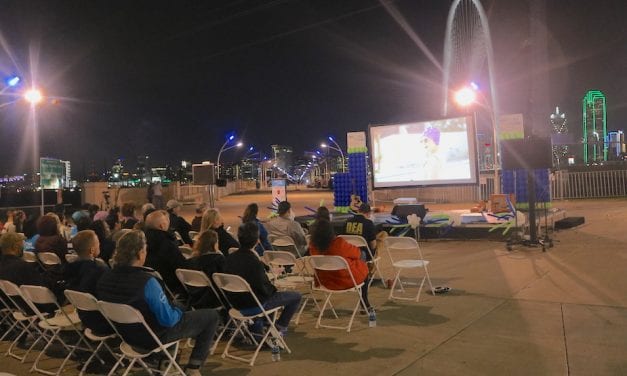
left=120, top=202, right=139, bottom=230
left=190, top=203, right=207, bottom=233
left=185, top=229, right=226, bottom=309
left=241, top=203, right=272, bottom=256
left=265, top=201, right=307, bottom=256
left=225, top=222, right=301, bottom=336
left=34, top=214, right=68, bottom=262
left=64, top=230, right=111, bottom=335
left=200, top=208, right=239, bottom=255
left=344, top=203, right=377, bottom=260
left=166, top=200, right=193, bottom=246
left=96, top=230, right=218, bottom=376
left=309, top=218, right=371, bottom=310
left=0, top=232, right=56, bottom=314
left=144, top=210, right=187, bottom=295
left=90, top=220, right=116, bottom=265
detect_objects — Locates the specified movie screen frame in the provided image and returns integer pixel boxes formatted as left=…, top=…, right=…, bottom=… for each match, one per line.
left=369, top=115, right=478, bottom=188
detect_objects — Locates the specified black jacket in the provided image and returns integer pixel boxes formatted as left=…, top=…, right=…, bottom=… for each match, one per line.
left=144, top=228, right=186, bottom=294
left=224, top=248, right=276, bottom=309
left=216, top=226, right=240, bottom=255
left=168, top=213, right=193, bottom=246
left=185, top=253, right=226, bottom=309
left=0, top=254, right=55, bottom=314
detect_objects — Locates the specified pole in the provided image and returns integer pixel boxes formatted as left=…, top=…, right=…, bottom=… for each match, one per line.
left=329, top=138, right=346, bottom=172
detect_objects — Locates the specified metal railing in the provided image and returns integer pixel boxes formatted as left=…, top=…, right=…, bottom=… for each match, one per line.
left=551, top=169, right=627, bottom=199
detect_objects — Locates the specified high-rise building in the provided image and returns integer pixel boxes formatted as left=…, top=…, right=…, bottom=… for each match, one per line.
left=271, top=145, right=293, bottom=172
left=607, top=131, right=625, bottom=159
left=582, top=90, right=607, bottom=164
left=61, top=160, right=71, bottom=188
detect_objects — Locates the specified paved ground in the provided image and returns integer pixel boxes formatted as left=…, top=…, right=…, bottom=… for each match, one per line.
left=2, top=190, right=627, bottom=375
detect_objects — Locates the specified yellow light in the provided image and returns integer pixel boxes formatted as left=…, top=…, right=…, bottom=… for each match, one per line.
left=453, top=86, right=477, bottom=107
left=24, top=88, right=43, bottom=105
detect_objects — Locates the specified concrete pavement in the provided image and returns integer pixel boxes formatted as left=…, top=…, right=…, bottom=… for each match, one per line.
left=2, top=191, right=627, bottom=375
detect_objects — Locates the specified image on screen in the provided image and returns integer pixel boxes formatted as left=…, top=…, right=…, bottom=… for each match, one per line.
left=369, top=116, right=477, bottom=188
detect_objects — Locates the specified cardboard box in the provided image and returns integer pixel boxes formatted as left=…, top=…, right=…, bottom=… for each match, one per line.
left=490, top=194, right=515, bottom=213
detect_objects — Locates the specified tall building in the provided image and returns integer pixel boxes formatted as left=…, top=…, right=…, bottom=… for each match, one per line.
left=582, top=90, right=607, bottom=164
left=271, top=145, right=293, bottom=172
left=607, top=131, right=625, bottom=159
left=61, top=160, right=71, bottom=188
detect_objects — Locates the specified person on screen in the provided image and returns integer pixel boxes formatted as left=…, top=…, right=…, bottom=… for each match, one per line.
left=421, top=126, right=443, bottom=180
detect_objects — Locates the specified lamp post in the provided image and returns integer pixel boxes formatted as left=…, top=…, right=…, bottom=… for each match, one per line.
left=454, top=84, right=500, bottom=194
left=24, top=87, right=45, bottom=214
left=323, top=136, right=346, bottom=172
left=216, top=135, right=243, bottom=179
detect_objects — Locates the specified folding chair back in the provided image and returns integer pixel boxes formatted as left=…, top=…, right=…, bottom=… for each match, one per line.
left=65, top=253, right=79, bottom=263
left=0, top=280, right=44, bottom=361
left=307, top=256, right=367, bottom=332
left=98, top=301, right=185, bottom=375
left=189, top=231, right=199, bottom=241
left=383, top=236, right=434, bottom=302
left=37, top=251, right=62, bottom=266
left=179, top=246, right=193, bottom=259
left=338, top=234, right=386, bottom=287
left=64, top=289, right=99, bottom=312
left=271, top=236, right=302, bottom=258
left=228, top=247, right=239, bottom=255
left=264, top=250, right=296, bottom=268
left=23, top=250, right=38, bottom=263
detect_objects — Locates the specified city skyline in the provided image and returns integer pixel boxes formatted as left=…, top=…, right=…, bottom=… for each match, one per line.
left=0, top=1, right=626, bottom=175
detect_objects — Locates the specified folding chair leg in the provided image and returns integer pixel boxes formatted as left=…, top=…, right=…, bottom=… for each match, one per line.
left=315, top=293, right=333, bottom=329
left=424, top=266, right=436, bottom=296
left=210, top=317, right=233, bottom=355
left=107, top=354, right=126, bottom=376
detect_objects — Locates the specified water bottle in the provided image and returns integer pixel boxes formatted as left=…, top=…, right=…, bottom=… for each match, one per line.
left=271, top=339, right=281, bottom=361
left=368, top=307, right=377, bottom=328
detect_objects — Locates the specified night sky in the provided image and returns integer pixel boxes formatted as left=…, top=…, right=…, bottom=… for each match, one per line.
left=0, top=0, right=625, bottom=177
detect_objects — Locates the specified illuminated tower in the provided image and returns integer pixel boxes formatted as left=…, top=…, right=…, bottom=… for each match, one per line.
left=582, top=90, right=607, bottom=164
left=550, top=107, right=568, bottom=167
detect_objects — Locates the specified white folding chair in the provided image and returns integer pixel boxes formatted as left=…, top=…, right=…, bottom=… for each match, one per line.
left=0, top=280, right=43, bottom=362
left=271, top=236, right=303, bottom=258
left=339, top=234, right=386, bottom=288
left=227, top=247, right=239, bottom=255
left=212, top=272, right=291, bottom=366
left=384, top=236, right=435, bottom=302
left=22, top=250, right=38, bottom=263
left=37, top=252, right=62, bottom=267
left=263, top=251, right=318, bottom=325
left=175, top=268, right=230, bottom=355
left=65, top=253, right=79, bottom=263
left=144, top=268, right=179, bottom=303
left=20, top=285, right=93, bottom=376
left=97, top=301, right=186, bottom=376
left=189, top=231, right=199, bottom=242
left=179, top=245, right=194, bottom=259
left=308, top=255, right=368, bottom=333
left=64, top=290, right=119, bottom=376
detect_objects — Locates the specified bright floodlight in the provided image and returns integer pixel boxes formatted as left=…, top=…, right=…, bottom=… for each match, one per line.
left=7, top=76, right=20, bottom=87
left=320, top=143, right=328, bottom=148
left=454, top=86, right=477, bottom=107
left=236, top=142, right=243, bottom=147
left=24, top=88, right=43, bottom=104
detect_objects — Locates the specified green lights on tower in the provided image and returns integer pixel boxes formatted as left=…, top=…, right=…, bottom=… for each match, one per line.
left=582, top=90, right=607, bottom=164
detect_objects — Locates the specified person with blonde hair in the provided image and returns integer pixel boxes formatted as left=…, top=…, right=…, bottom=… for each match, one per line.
left=200, top=208, right=238, bottom=255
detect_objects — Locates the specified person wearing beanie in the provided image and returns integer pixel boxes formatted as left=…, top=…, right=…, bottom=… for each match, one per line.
left=166, top=200, right=193, bottom=246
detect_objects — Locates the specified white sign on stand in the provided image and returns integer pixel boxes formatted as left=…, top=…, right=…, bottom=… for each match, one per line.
left=271, top=179, right=287, bottom=206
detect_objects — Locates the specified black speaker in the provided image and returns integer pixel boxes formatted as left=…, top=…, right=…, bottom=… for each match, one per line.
left=192, top=164, right=216, bottom=185
left=391, top=204, right=427, bottom=220
left=501, top=137, right=552, bottom=170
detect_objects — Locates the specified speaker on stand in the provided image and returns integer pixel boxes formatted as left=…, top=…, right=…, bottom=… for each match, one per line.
left=193, top=163, right=216, bottom=208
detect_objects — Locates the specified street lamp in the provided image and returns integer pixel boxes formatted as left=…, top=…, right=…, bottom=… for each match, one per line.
left=321, top=136, right=346, bottom=172
left=216, top=135, right=243, bottom=178
left=454, top=83, right=500, bottom=194
left=24, top=86, right=45, bottom=214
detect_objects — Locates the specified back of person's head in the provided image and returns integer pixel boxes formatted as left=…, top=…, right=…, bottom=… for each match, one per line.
left=358, top=203, right=371, bottom=214
left=90, top=220, right=110, bottom=241
left=145, top=210, right=169, bottom=231
left=72, top=230, right=98, bottom=257
left=195, top=203, right=208, bottom=215
left=23, top=213, right=40, bottom=238
left=105, top=211, right=119, bottom=231
left=316, top=206, right=330, bottom=221
left=193, top=229, right=218, bottom=256
left=114, top=230, right=146, bottom=267
left=141, top=203, right=155, bottom=215
left=53, top=204, right=65, bottom=221
left=0, top=232, right=25, bottom=255
left=200, top=208, right=220, bottom=232
left=310, top=219, right=335, bottom=251
left=121, top=202, right=135, bottom=218
left=277, top=201, right=291, bottom=216
left=75, top=215, right=93, bottom=232
left=37, top=215, right=59, bottom=236
left=88, top=204, right=100, bottom=219
left=237, top=221, right=259, bottom=250
left=242, top=203, right=259, bottom=223
left=166, top=200, right=181, bottom=213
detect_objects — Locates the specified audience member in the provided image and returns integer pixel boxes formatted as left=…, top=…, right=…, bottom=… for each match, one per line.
left=241, top=203, right=271, bottom=256
left=309, top=218, right=371, bottom=310
left=190, top=203, right=207, bottom=232
left=225, top=222, right=301, bottom=337
left=200, top=208, right=239, bottom=255
left=185, top=229, right=225, bottom=309
left=144, top=210, right=187, bottom=294
left=315, top=206, right=331, bottom=221
left=152, top=181, right=164, bottom=209
left=34, top=214, right=68, bottom=262
left=120, top=202, right=139, bottom=229
left=344, top=203, right=377, bottom=260
left=65, top=230, right=109, bottom=294
left=166, top=200, right=193, bottom=245
left=96, top=230, right=218, bottom=375
left=90, top=220, right=116, bottom=264
left=265, top=201, right=307, bottom=256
